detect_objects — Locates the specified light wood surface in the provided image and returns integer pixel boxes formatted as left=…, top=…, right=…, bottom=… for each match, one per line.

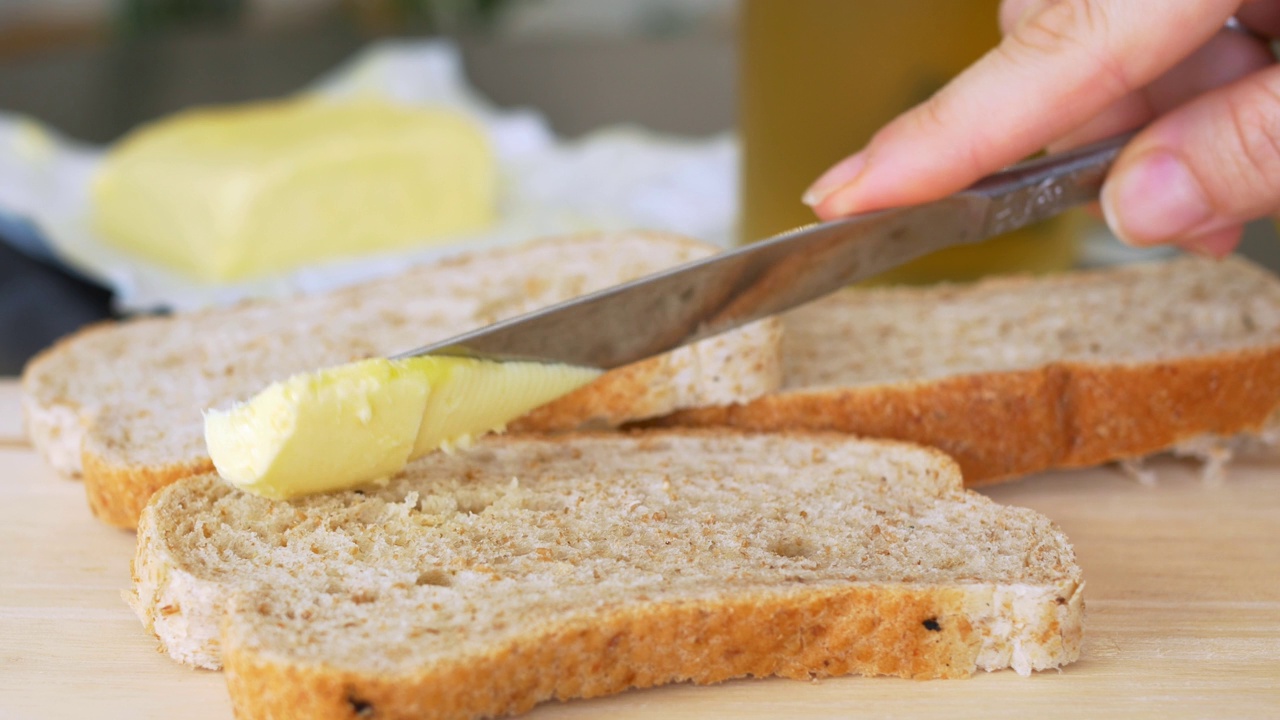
left=2, top=378, right=1278, bottom=720
left=0, top=381, right=25, bottom=445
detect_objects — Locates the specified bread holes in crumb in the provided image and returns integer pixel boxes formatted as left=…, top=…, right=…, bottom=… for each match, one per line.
left=922, top=618, right=942, bottom=632
left=227, top=539, right=259, bottom=562
left=347, top=693, right=375, bottom=718
left=455, top=489, right=497, bottom=515
left=415, top=569, right=452, bottom=588
left=768, top=536, right=813, bottom=559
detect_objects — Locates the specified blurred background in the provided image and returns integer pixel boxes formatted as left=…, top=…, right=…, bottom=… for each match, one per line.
left=0, top=0, right=736, bottom=143
left=2, top=0, right=1278, bottom=376
left=0, top=0, right=738, bottom=374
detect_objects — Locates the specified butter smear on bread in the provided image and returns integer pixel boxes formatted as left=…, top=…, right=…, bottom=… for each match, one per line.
left=204, top=357, right=601, bottom=499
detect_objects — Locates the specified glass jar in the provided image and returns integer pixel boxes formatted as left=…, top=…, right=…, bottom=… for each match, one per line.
left=739, top=0, right=1080, bottom=283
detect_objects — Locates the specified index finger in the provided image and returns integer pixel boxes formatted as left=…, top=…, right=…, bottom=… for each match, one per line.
left=810, top=0, right=1239, bottom=219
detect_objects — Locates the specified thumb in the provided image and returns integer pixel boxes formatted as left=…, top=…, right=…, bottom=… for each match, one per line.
left=1101, top=63, right=1280, bottom=255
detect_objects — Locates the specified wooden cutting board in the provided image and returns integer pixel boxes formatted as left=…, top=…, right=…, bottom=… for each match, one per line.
left=2, top=378, right=1279, bottom=720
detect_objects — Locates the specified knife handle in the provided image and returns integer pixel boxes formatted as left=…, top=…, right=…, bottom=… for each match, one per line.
left=965, top=133, right=1132, bottom=238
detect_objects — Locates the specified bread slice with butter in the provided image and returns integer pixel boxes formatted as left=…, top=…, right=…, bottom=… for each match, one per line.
left=20, top=232, right=782, bottom=528
left=658, top=255, right=1280, bottom=484
left=130, top=431, right=1083, bottom=720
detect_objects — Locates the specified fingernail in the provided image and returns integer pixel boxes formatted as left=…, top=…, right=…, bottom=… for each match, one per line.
left=1101, top=150, right=1213, bottom=246
left=803, top=151, right=867, bottom=207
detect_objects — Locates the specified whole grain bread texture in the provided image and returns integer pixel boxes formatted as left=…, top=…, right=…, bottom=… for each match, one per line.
left=130, top=430, right=1083, bottom=720
left=658, top=256, right=1280, bottom=485
left=20, top=232, right=782, bottom=528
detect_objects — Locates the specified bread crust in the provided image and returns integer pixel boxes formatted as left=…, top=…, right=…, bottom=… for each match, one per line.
left=659, top=348, right=1280, bottom=485
left=222, top=582, right=1081, bottom=720
left=82, top=449, right=215, bottom=528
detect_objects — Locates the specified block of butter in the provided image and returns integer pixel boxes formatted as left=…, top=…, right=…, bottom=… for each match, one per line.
left=92, top=98, right=496, bottom=282
left=204, top=356, right=601, bottom=499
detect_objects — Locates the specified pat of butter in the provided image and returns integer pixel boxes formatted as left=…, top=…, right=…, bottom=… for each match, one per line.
left=204, top=357, right=601, bottom=499
left=92, top=98, right=495, bottom=282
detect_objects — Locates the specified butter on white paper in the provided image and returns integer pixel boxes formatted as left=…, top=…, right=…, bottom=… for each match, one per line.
left=0, top=40, right=736, bottom=312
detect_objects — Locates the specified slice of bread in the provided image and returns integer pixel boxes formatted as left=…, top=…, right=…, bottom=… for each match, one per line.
left=130, top=431, right=1083, bottom=720
left=20, top=232, right=782, bottom=528
left=659, top=256, right=1280, bottom=484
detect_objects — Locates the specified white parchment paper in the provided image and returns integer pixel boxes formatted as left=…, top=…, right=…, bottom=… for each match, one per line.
left=0, top=40, right=737, bottom=312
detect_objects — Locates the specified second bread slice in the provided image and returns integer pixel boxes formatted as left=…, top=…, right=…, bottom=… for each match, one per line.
left=21, top=231, right=782, bottom=528
left=662, top=256, right=1280, bottom=483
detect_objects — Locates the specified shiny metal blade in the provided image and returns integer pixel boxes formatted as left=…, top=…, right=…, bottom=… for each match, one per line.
left=396, top=134, right=1128, bottom=369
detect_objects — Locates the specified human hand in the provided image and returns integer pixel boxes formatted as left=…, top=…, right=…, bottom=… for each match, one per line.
left=803, top=0, right=1280, bottom=258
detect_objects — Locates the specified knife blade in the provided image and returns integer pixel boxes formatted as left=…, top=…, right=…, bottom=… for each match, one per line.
left=396, top=133, right=1129, bottom=369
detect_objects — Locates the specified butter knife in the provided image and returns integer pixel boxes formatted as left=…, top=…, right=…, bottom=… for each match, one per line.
left=397, top=133, right=1128, bottom=369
